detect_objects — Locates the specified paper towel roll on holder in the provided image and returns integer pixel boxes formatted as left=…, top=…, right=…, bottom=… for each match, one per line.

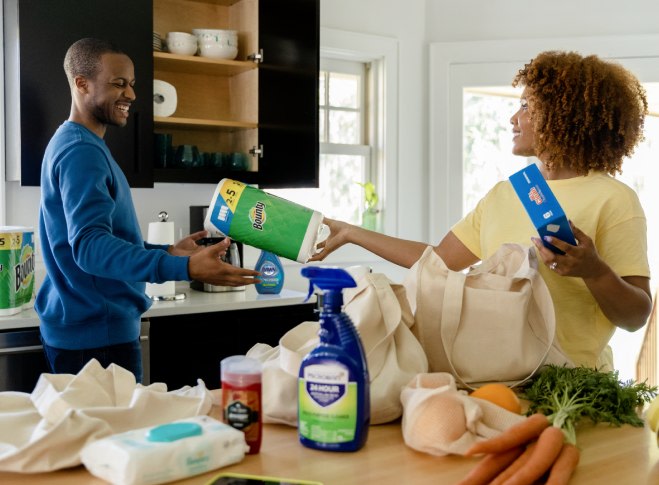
left=147, top=211, right=187, bottom=302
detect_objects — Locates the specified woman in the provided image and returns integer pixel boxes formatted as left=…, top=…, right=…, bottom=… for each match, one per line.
left=311, top=50, right=652, bottom=370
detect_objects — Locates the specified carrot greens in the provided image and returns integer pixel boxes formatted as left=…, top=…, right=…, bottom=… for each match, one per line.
left=520, top=365, right=657, bottom=446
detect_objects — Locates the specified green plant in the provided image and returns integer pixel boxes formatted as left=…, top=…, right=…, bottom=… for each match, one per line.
left=520, top=364, right=657, bottom=445
left=356, top=181, right=378, bottom=210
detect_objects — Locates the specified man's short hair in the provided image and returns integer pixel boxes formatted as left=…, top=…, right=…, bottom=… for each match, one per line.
left=63, top=38, right=125, bottom=86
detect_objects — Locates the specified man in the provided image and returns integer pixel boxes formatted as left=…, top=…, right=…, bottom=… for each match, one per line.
left=36, top=38, right=260, bottom=382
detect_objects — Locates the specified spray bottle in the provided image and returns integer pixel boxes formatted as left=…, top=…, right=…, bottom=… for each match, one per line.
left=297, top=267, right=370, bottom=452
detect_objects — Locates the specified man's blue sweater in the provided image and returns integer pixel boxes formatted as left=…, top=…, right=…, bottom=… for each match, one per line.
left=36, top=121, right=189, bottom=350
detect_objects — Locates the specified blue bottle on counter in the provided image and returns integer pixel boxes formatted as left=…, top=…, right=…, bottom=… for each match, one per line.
left=297, top=267, right=370, bottom=452
left=254, top=250, right=284, bottom=294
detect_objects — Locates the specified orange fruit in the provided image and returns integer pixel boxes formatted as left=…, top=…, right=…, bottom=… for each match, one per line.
left=469, top=383, right=522, bottom=414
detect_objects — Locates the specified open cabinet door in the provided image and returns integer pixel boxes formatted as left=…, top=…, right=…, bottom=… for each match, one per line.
left=256, top=0, right=319, bottom=188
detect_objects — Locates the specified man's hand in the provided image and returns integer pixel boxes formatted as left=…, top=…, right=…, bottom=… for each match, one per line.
left=188, top=240, right=260, bottom=286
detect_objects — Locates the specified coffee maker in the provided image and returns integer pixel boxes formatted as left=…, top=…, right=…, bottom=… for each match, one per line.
left=189, top=206, right=244, bottom=292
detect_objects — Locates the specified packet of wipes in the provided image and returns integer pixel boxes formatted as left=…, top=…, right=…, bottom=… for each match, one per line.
left=80, top=416, right=247, bottom=485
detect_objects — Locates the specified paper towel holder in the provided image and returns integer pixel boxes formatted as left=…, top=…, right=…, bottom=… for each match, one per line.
left=147, top=210, right=187, bottom=302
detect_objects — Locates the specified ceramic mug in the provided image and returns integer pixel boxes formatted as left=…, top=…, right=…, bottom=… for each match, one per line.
left=153, top=133, right=173, bottom=168
left=175, top=144, right=203, bottom=168
left=207, top=152, right=227, bottom=169
left=227, top=152, right=249, bottom=171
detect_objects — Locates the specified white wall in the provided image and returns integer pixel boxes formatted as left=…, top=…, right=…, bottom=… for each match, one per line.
left=426, top=0, right=659, bottom=42
left=5, top=0, right=659, bottom=291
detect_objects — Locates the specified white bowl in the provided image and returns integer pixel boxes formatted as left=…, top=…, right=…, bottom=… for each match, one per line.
left=192, top=28, right=238, bottom=47
left=199, top=42, right=238, bottom=60
left=167, top=31, right=196, bottom=42
left=166, top=32, right=198, bottom=56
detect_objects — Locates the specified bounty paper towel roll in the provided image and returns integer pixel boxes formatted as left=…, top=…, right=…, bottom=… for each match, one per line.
left=204, top=179, right=324, bottom=263
left=153, top=79, right=177, bottom=117
left=0, top=226, right=36, bottom=316
left=146, top=214, right=175, bottom=298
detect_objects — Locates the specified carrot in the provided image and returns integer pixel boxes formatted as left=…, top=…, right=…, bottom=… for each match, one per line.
left=455, top=446, right=524, bottom=485
left=545, top=443, right=581, bottom=485
left=502, top=425, right=565, bottom=485
left=465, top=413, right=550, bottom=456
left=489, top=442, right=536, bottom=485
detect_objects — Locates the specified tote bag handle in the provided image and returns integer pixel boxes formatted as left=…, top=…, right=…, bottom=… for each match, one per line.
left=440, top=262, right=554, bottom=390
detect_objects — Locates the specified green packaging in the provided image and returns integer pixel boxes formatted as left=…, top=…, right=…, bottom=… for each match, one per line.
left=204, top=179, right=323, bottom=263
left=0, top=227, right=36, bottom=315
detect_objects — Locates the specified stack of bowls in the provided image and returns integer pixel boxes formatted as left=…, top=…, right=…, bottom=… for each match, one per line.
left=193, top=29, right=238, bottom=60
left=166, top=32, right=198, bottom=56
left=153, top=32, right=163, bottom=52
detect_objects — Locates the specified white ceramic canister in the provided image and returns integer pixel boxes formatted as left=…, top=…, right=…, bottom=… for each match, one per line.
left=0, top=226, right=36, bottom=315
left=193, top=29, right=238, bottom=59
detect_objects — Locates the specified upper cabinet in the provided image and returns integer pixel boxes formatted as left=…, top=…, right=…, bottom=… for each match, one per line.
left=152, top=0, right=319, bottom=188
left=5, top=0, right=318, bottom=188
left=5, top=0, right=154, bottom=187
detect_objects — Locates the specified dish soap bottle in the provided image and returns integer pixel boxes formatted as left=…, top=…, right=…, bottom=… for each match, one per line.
left=297, top=267, right=370, bottom=452
left=254, top=250, right=284, bottom=294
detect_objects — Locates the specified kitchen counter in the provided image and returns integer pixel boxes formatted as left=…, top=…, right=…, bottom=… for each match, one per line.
left=0, top=284, right=310, bottom=331
left=1, top=398, right=657, bottom=485
left=0, top=283, right=315, bottom=392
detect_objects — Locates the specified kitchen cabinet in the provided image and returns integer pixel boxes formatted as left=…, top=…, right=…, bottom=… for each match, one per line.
left=153, top=0, right=320, bottom=188
left=149, top=302, right=317, bottom=389
left=6, top=0, right=319, bottom=188
left=4, top=0, right=155, bottom=187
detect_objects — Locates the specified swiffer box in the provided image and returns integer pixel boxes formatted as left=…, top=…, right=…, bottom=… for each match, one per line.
left=508, top=164, right=576, bottom=254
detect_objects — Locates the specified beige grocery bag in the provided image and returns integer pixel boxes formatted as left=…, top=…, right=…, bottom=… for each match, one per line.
left=400, top=373, right=526, bottom=456
left=0, top=359, right=213, bottom=473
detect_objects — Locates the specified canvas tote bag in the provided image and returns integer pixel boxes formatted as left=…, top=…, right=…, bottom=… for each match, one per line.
left=403, top=244, right=572, bottom=389
left=246, top=272, right=429, bottom=425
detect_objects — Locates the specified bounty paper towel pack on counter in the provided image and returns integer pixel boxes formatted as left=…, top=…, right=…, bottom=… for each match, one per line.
left=0, top=226, right=36, bottom=316
left=80, top=415, right=248, bottom=485
left=204, top=179, right=324, bottom=263
left=509, top=163, right=577, bottom=254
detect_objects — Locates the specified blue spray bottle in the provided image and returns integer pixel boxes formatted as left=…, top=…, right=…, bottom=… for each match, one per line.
left=254, top=250, right=284, bottom=294
left=297, top=267, right=370, bottom=452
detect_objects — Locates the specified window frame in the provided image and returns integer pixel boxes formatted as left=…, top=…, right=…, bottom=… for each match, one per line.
left=319, top=57, right=367, bottom=146
left=314, top=28, right=399, bottom=264
left=319, top=57, right=372, bottom=215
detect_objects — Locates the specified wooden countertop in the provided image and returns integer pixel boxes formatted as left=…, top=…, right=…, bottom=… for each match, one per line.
left=1, top=407, right=657, bottom=485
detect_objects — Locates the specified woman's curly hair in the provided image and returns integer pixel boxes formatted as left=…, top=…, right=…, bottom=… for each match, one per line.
left=513, top=51, right=648, bottom=175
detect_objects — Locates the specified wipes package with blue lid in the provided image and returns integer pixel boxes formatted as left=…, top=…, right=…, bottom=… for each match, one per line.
left=80, top=416, right=247, bottom=485
left=508, top=164, right=577, bottom=254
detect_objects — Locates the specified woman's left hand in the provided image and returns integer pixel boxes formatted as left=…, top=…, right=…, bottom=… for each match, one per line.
left=531, top=221, right=605, bottom=278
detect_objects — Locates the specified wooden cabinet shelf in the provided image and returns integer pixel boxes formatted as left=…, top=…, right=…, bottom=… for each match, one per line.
left=154, top=116, right=257, bottom=130
left=154, top=52, right=257, bottom=76
left=154, top=167, right=259, bottom=184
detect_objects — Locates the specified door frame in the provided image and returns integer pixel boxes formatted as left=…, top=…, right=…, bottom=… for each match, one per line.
left=429, top=34, right=659, bottom=242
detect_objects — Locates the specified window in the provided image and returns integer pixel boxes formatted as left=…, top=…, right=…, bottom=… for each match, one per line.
left=462, top=87, right=522, bottom=214
left=267, top=58, right=376, bottom=228
left=257, top=28, right=398, bottom=266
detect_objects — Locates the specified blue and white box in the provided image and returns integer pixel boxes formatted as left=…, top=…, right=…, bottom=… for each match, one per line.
left=508, top=164, right=576, bottom=254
